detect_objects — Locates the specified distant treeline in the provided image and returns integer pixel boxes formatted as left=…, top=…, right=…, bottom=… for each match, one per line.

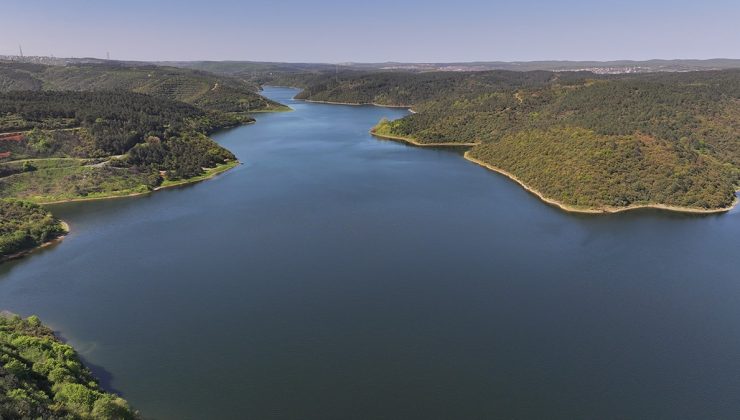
left=0, top=61, right=287, bottom=116
left=287, top=70, right=581, bottom=105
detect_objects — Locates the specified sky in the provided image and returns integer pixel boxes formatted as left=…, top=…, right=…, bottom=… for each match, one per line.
left=1, top=0, right=738, bottom=63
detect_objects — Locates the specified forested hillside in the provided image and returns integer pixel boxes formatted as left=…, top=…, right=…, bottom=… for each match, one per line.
left=298, top=70, right=740, bottom=211
left=0, top=313, right=139, bottom=419
left=0, top=91, right=238, bottom=202
left=289, top=70, right=579, bottom=105
left=0, top=62, right=293, bottom=417
left=160, top=59, right=740, bottom=83
left=0, top=61, right=289, bottom=116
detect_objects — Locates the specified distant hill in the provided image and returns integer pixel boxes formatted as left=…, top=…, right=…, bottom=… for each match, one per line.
left=4, top=55, right=739, bottom=75
left=339, top=59, right=740, bottom=73
left=0, top=61, right=288, bottom=115
left=158, top=58, right=740, bottom=78
left=4, top=56, right=739, bottom=86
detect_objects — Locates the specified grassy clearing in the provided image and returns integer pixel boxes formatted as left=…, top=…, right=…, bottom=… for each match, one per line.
left=159, top=160, right=239, bottom=188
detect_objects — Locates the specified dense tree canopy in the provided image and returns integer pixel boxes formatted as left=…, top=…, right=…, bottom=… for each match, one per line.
left=0, top=90, right=237, bottom=187
left=0, top=199, right=65, bottom=258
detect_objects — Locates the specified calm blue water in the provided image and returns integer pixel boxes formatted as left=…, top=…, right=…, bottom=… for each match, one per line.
left=1, top=87, right=740, bottom=419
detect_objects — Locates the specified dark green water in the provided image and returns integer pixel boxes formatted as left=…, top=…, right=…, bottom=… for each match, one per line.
left=2, top=87, right=740, bottom=419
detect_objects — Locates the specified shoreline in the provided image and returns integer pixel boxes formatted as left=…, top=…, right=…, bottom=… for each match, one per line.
left=278, top=87, right=740, bottom=216
left=1, top=162, right=238, bottom=264
left=300, top=98, right=415, bottom=111
left=370, top=129, right=479, bottom=147
left=37, top=160, right=239, bottom=205
left=463, top=152, right=739, bottom=215
left=0, top=221, right=70, bottom=263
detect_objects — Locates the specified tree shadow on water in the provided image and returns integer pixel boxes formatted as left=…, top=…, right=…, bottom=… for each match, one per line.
left=54, top=331, right=125, bottom=397
left=80, top=355, right=125, bottom=397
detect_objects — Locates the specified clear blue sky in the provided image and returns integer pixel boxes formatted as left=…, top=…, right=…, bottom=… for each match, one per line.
left=1, top=0, right=738, bottom=62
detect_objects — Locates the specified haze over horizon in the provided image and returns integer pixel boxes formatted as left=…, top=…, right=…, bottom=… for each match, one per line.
left=1, top=0, right=738, bottom=63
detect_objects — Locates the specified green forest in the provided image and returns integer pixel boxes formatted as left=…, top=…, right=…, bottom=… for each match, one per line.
left=0, top=62, right=289, bottom=116
left=0, top=200, right=65, bottom=259
left=296, top=69, right=740, bottom=211
left=0, top=313, right=139, bottom=419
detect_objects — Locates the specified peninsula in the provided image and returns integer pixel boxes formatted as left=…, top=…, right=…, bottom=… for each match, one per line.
left=274, top=69, right=740, bottom=213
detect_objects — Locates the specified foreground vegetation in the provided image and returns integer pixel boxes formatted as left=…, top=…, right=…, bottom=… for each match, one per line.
left=296, top=69, right=740, bottom=211
left=0, top=313, right=139, bottom=419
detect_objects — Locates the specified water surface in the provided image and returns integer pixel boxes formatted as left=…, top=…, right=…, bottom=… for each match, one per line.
left=1, top=87, right=740, bottom=419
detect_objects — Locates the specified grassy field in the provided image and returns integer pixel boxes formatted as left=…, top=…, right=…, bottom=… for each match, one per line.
left=0, top=158, right=239, bottom=204
left=0, top=160, right=156, bottom=203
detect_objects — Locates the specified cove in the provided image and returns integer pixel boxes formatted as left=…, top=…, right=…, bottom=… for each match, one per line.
left=1, top=87, right=739, bottom=419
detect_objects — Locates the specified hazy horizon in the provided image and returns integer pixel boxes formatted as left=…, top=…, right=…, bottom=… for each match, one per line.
left=3, top=56, right=739, bottom=65
left=1, top=0, right=739, bottom=62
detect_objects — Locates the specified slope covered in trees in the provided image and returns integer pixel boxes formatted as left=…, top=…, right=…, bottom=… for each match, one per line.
left=0, top=61, right=289, bottom=117
left=297, top=69, right=740, bottom=212
left=0, top=313, right=139, bottom=419
left=0, top=90, right=237, bottom=200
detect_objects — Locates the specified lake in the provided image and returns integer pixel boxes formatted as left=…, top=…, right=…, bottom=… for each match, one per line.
left=1, top=86, right=739, bottom=419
